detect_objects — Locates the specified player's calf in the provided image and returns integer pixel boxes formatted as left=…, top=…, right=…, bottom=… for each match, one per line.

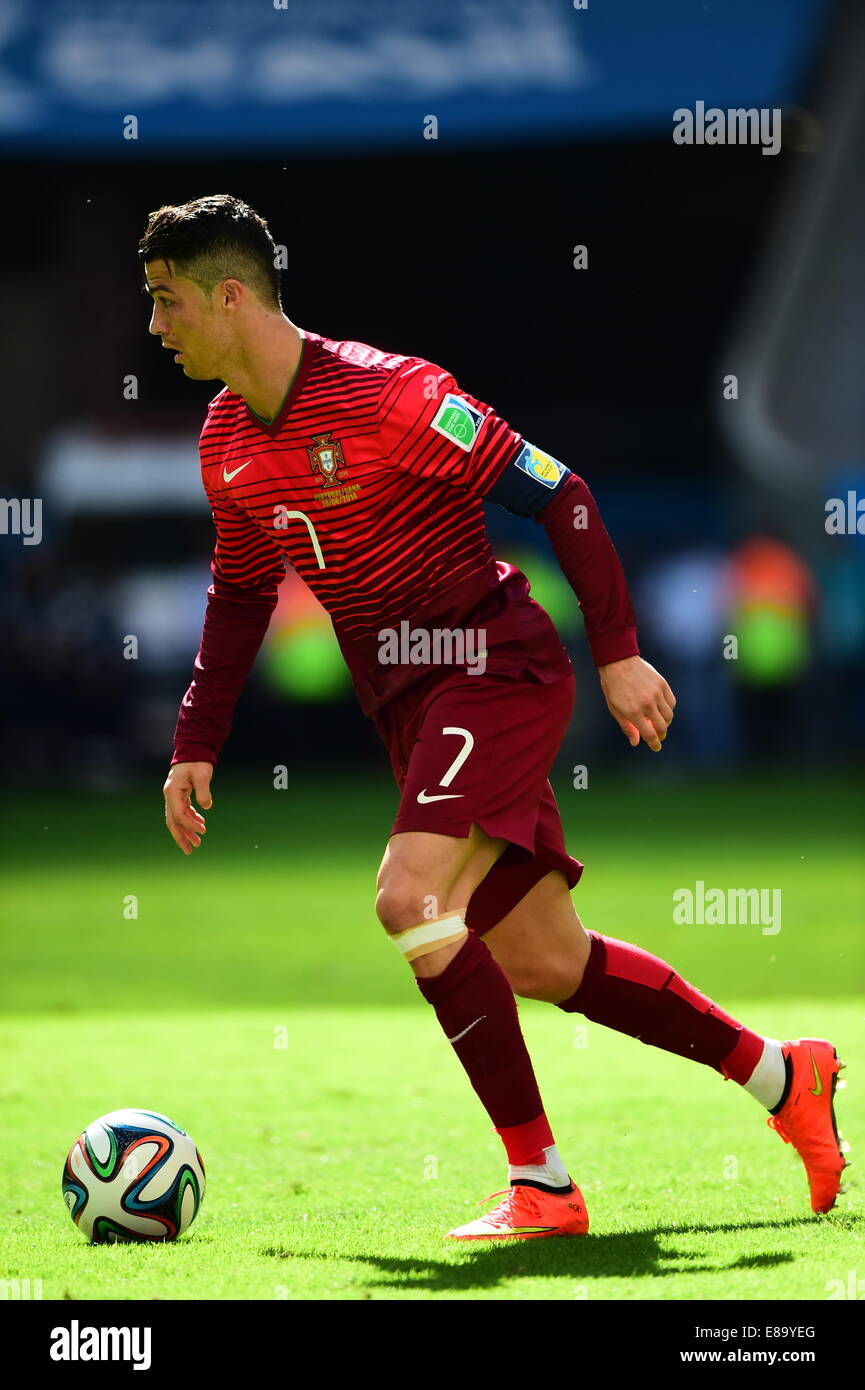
left=376, top=833, right=578, bottom=1206
left=482, top=870, right=592, bottom=1003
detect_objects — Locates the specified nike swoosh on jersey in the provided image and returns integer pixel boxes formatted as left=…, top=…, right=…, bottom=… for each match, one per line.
left=223, top=459, right=254, bottom=483
left=807, top=1050, right=823, bottom=1096
left=446, top=1015, right=487, bottom=1044
left=417, top=789, right=464, bottom=803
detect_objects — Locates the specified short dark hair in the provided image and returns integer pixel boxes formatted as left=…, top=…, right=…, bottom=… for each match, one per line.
left=138, top=194, right=282, bottom=310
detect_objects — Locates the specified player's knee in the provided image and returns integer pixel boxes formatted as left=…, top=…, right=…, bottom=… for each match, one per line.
left=375, top=879, right=436, bottom=935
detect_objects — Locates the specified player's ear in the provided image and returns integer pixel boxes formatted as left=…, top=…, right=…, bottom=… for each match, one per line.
left=219, top=278, right=245, bottom=311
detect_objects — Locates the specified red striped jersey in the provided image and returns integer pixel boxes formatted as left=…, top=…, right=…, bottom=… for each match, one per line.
left=197, top=328, right=571, bottom=714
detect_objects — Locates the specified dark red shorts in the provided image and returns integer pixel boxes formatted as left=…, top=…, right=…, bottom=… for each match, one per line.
left=371, top=665, right=584, bottom=936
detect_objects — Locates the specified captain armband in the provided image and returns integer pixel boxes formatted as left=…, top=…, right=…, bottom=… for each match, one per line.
left=484, top=439, right=572, bottom=517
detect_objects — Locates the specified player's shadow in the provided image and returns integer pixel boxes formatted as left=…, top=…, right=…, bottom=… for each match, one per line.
left=263, top=1213, right=862, bottom=1294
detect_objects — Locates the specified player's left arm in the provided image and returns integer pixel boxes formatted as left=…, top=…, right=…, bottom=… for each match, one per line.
left=484, top=444, right=676, bottom=752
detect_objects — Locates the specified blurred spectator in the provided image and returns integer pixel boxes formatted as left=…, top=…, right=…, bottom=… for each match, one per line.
left=724, top=535, right=818, bottom=764
left=634, top=548, right=741, bottom=766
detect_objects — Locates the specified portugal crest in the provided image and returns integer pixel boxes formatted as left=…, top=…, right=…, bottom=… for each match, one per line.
left=307, top=432, right=345, bottom=488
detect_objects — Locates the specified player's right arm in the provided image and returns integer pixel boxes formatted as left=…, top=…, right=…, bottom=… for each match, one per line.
left=164, top=479, right=287, bottom=855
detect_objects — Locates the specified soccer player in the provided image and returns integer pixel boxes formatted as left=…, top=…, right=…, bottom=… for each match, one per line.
left=142, top=195, right=847, bottom=1239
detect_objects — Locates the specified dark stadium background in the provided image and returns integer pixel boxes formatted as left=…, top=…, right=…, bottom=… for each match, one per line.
left=0, top=0, right=862, bottom=788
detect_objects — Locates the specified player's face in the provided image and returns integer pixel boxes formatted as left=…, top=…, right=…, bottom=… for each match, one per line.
left=145, top=259, right=230, bottom=381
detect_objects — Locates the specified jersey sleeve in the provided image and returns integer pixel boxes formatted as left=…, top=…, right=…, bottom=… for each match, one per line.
left=206, top=487, right=288, bottom=602
left=170, top=469, right=287, bottom=768
left=535, top=473, right=640, bottom=668
left=376, top=359, right=523, bottom=497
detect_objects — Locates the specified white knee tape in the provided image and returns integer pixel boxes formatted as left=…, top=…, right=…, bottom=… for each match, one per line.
left=389, top=911, right=468, bottom=962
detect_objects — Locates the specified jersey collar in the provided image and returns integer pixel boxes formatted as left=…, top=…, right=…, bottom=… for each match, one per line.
left=243, top=329, right=320, bottom=436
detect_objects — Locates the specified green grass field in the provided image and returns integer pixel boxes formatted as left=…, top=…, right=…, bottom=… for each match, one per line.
left=1, top=769, right=862, bottom=1301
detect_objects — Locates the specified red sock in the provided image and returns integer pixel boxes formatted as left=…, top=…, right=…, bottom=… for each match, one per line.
left=558, top=932, right=763, bottom=1083
left=416, top=930, right=554, bottom=1164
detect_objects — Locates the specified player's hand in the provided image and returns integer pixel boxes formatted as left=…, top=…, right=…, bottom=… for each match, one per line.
left=163, top=761, right=214, bottom=854
left=597, top=656, right=676, bottom=752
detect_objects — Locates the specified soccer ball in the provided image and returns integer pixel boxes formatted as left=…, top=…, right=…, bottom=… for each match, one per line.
left=62, top=1108, right=205, bottom=1243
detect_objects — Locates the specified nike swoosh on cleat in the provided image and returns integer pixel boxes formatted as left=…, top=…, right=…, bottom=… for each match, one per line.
left=807, top=1050, right=823, bottom=1097
left=446, top=1015, right=486, bottom=1043
left=505, top=1226, right=558, bottom=1234
left=417, top=789, right=464, bottom=803
left=223, top=459, right=254, bottom=483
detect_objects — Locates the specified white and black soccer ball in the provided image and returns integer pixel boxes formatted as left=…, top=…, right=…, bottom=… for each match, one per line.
left=62, top=1109, right=205, bottom=1243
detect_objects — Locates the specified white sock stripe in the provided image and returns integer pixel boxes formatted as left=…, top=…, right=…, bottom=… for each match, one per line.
left=507, top=1143, right=570, bottom=1188
left=742, top=1037, right=786, bottom=1110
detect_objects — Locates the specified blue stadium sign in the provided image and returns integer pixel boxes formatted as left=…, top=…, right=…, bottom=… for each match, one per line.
left=0, top=0, right=830, bottom=151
